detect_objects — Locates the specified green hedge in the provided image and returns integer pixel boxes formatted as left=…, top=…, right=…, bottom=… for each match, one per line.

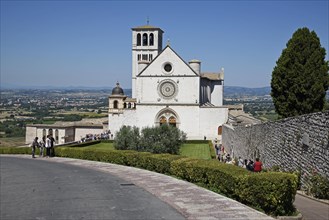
left=237, top=172, right=297, bottom=216
left=0, top=146, right=297, bottom=216
left=61, top=140, right=101, bottom=148
left=208, top=141, right=216, bottom=159
left=185, top=140, right=208, bottom=144
left=0, top=147, right=30, bottom=154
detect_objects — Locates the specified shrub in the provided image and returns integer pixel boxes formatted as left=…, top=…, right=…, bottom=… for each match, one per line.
left=0, top=147, right=30, bottom=154
left=237, top=172, right=297, bottom=216
left=140, top=124, right=186, bottom=154
left=114, top=126, right=140, bottom=150
left=208, top=141, right=216, bottom=159
left=308, top=173, right=329, bottom=199
left=114, top=124, right=186, bottom=154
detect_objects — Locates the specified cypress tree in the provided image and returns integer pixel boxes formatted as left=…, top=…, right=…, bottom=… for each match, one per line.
left=271, top=27, right=329, bottom=118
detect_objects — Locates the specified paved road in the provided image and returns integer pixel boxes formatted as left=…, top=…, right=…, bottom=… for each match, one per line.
left=294, top=194, right=329, bottom=220
left=0, top=155, right=274, bottom=220
left=0, top=156, right=185, bottom=220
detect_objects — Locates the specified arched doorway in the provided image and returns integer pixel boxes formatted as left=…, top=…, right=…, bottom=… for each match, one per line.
left=218, top=126, right=222, bottom=135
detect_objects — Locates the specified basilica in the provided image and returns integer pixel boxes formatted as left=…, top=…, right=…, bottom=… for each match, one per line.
left=108, top=24, right=229, bottom=140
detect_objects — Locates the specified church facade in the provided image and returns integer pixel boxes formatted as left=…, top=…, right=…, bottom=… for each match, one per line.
left=108, top=24, right=228, bottom=140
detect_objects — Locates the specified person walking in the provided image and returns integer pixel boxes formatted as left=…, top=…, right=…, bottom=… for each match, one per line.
left=253, top=158, right=263, bottom=172
left=45, top=135, right=51, bottom=158
left=31, top=137, right=39, bottom=158
left=49, top=135, right=55, bottom=157
left=39, top=136, right=46, bottom=157
left=214, top=139, right=220, bottom=160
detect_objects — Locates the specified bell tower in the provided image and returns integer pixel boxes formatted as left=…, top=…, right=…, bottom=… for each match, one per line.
left=131, top=23, right=164, bottom=98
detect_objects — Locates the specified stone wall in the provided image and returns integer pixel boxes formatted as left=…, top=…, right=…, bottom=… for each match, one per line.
left=222, top=111, right=329, bottom=183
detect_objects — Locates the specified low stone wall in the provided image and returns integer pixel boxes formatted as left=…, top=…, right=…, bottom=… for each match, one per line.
left=222, top=111, right=329, bottom=183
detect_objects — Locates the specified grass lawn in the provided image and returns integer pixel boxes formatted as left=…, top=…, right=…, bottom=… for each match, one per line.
left=83, top=142, right=115, bottom=150
left=82, top=142, right=212, bottom=160
left=0, top=137, right=25, bottom=147
left=180, top=143, right=211, bottom=160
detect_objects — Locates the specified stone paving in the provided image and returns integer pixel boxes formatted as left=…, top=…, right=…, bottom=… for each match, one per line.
left=3, top=155, right=274, bottom=220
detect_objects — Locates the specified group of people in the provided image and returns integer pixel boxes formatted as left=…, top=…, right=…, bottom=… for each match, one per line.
left=237, top=157, right=263, bottom=172
left=31, top=135, right=55, bottom=158
left=80, top=132, right=112, bottom=143
left=214, top=139, right=263, bottom=172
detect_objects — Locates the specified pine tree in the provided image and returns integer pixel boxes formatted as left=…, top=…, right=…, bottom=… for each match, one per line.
left=271, top=27, right=329, bottom=118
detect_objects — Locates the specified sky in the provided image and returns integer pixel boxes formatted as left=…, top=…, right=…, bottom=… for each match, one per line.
left=1, top=0, right=328, bottom=89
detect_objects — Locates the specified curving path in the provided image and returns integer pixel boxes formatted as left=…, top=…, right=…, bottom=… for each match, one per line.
left=294, top=194, right=329, bottom=220
left=0, top=155, right=274, bottom=220
left=0, top=156, right=184, bottom=220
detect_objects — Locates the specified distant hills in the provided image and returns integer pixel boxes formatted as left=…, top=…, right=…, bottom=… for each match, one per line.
left=2, top=84, right=328, bottom=99
left=224, top=86, right=271, bottom=97
left=2, top=84, right=271, bottom=96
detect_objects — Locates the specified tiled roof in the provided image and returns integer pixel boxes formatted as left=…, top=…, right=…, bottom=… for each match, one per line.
left=131, top=25, right=164, bottom=32
left=200, top=72, right=224, bottom=81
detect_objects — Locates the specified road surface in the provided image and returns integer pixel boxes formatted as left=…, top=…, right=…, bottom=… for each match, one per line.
left=0, top=156, right=185, bottom=220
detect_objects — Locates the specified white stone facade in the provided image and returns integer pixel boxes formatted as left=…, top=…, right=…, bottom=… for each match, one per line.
left=25, top=123, right=105, bottom=145
left=108, top=24, right=228, bottom=140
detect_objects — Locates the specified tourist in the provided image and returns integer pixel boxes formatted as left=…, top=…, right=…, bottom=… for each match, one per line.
left=31, top=137, right=39, bottom=158
left=217, top=144, right=222, bottom=161
left=225, top=153, right=231, bottom=163
left=39, top=136, right=46, bottom=157
left=238, top=157, right=244, bottom=167
left=253, top=158, right=263, bottom=172
left=45, top=135, right=51, bottom=157
left=49, top=135, right=56, bottom=157
left=214, top=140, right=219, bottom=159
left=243, top=159, right=248, bottom=168
left=246, top=159, right=254, bottom=171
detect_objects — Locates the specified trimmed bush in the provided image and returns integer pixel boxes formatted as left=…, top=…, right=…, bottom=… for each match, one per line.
left=185, top=140, right=208, bottom=144
left=237, top=172, right=297, bottom=216
left=0, top=147, right=30, bottom=154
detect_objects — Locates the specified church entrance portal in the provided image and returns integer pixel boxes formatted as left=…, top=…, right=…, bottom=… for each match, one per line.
left=155, top=108, right=179, bottom=128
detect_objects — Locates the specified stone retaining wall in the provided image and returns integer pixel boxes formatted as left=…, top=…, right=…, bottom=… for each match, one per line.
left=222, top=111, right=329, bottom=183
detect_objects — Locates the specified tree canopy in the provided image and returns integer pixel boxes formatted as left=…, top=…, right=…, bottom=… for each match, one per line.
left=271, top=27, right=329, bottom=118
left=114, top=124, right=186, bottom=154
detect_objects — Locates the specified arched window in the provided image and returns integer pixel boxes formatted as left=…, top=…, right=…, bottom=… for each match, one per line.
left=128, top=103, right=131, bottom=108
left=55, top=129, right=59, bottom=142
left=124, top=103, right=127, bottom=108
left=143, top=33, right=148, bottom=46
left=160, top=116, right=167, bottom=126
left=113, top=100, right=118, bottom=109
left=42, top=129, right=46, bottom=138
left=169, top=116, right=176, bottom=127
left=218, top=126, right=222, bottom=135
left=48, top=128, right=53, bottom=136
left=149, top=33, right=154, bottom=46
left=137, top=33, right=141, bottom=46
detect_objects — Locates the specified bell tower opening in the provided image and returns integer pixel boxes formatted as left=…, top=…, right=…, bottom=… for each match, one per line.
left=131, top=24, right=164, bottom=98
